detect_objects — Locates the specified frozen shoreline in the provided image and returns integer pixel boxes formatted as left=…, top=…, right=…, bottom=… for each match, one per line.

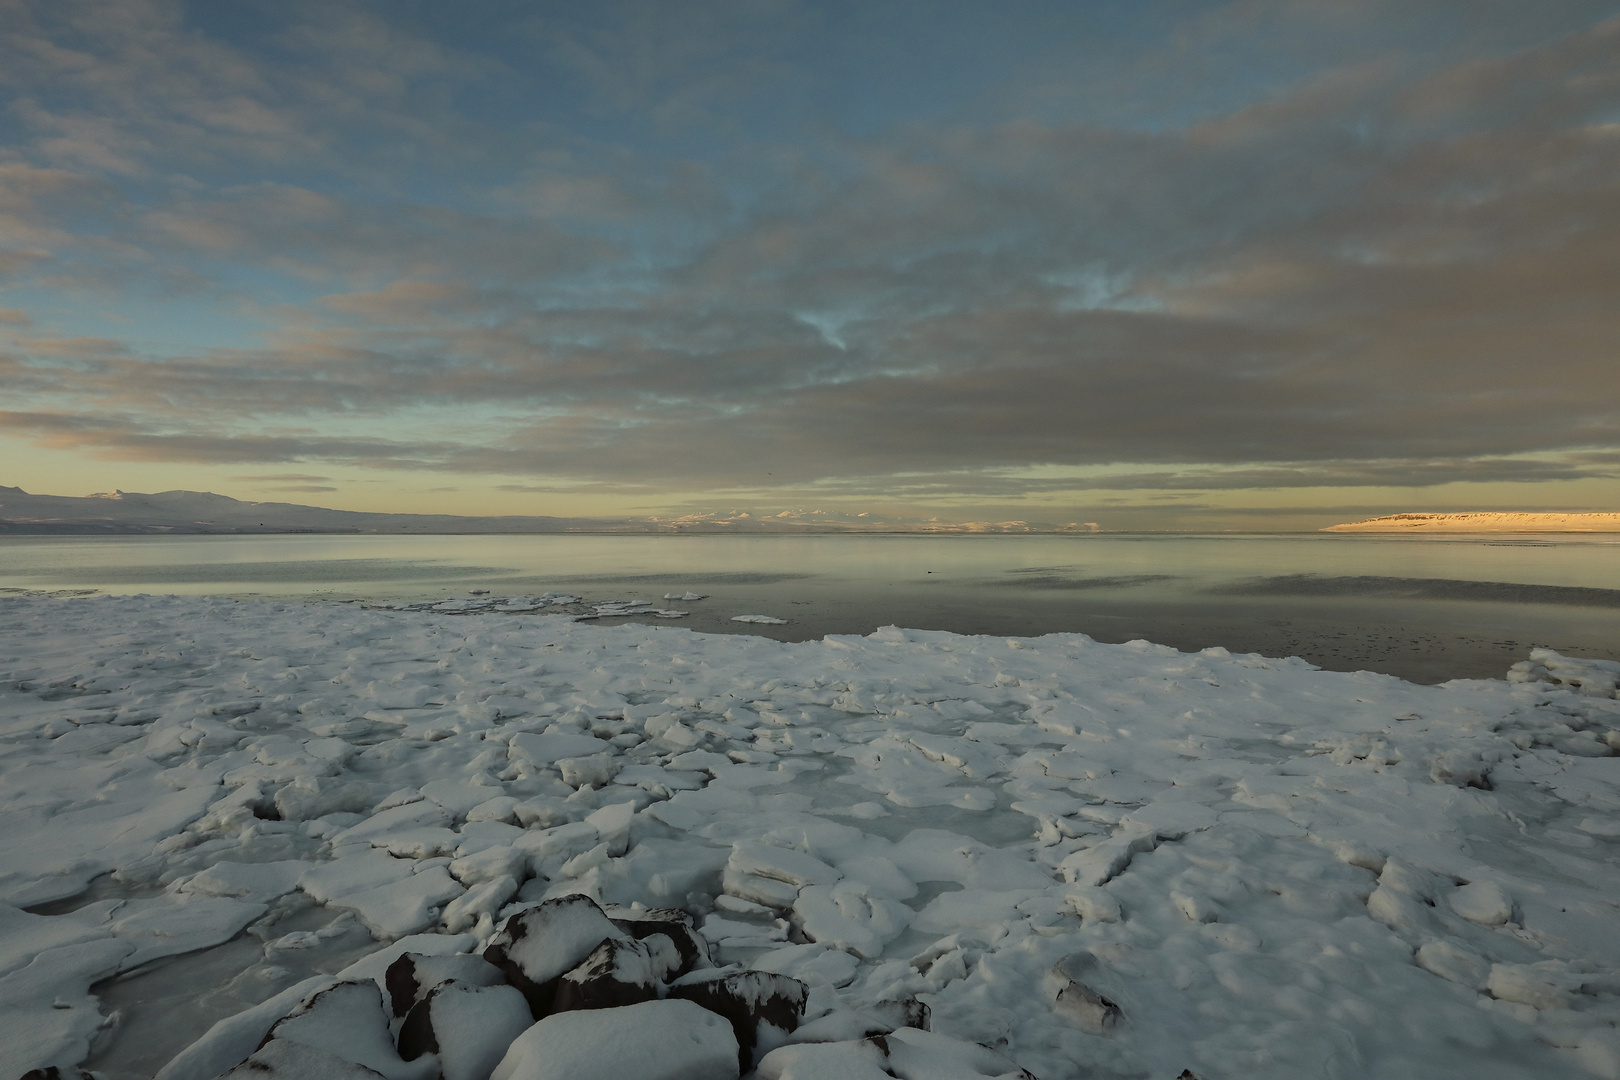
left=2, top=595, right=1619, bottom=1079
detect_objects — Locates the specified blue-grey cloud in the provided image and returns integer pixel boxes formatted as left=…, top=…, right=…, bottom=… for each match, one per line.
left=1, top=0, right=1617, bottom=511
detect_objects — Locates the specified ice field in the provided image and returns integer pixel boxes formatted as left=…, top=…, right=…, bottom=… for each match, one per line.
left=1, top=594, right=1619, bottom=1078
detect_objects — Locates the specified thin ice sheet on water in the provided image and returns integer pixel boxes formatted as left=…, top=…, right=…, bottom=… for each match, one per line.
left=0, top=596, right=1619, bottom=1079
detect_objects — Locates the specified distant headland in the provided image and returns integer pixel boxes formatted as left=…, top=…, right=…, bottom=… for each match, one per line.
left=1325, top=512, right=1620, bottom=533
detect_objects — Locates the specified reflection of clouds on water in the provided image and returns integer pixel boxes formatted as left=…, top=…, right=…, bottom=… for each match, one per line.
left=1218, top=575, right=1620, bottom=608
left=547, top=572, right=815, bottom=586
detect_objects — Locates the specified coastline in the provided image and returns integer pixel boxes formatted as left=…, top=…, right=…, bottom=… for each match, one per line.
left=2, top=593, right=1618, bottom=1078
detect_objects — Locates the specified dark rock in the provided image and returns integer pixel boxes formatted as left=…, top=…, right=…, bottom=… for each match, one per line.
left=669, top=968, right=809, bottom=1071
left=482, top=894, right=629, bottom=1019
left=384, top=951, right=504, bottom=1017
left=552, top=936, right=681, bottom=1013
left=396, top=980, right=532, bottom=1079
left=18, top=1070, right=92, bottom=1080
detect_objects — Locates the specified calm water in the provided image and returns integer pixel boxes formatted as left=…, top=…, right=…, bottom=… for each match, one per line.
left=2, top=532, right=1617, bottom=683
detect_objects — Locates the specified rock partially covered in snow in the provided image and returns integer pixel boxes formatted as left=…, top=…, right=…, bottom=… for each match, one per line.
left=1049, top=955, right=1122, bottom=1034
left=553, top=936, right=680, bottom=1013
left=489, top=999, right=739, bottom=1080
left=396, top=982, right=532, bottom=1080
left=260, top=981, right=436, bottom=1080
left=606, top=905, right=710, bottom=975
left=384, top=952, right=505, bottom=1017
left=482, top=895, right=629, bottom=1018
left=668, top=969, right=808, bottom=1071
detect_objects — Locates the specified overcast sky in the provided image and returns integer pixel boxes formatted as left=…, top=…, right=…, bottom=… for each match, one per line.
left=2, top=0, right=1617, bottom=529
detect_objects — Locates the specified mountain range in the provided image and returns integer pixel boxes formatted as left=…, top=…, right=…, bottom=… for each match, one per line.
left=0, top=487, right=1095, bottom=535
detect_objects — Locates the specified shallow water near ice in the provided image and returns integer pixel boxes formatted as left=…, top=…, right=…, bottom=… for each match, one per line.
left=2, top=532, right=1618, bottom=682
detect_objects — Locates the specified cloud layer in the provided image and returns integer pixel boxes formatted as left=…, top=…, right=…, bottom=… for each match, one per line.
left=2, top=0, right=1617, bottom=519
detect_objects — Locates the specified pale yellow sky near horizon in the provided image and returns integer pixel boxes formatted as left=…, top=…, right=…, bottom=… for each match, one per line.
left=7, top=440, right=1617, bottom=532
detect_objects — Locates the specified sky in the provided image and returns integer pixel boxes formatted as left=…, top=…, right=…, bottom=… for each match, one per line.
left=1, top=0, right=1618, bottom=531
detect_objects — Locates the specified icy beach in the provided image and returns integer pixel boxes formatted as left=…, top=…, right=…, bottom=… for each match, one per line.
left=2, top=595, right=1619, bottom=1080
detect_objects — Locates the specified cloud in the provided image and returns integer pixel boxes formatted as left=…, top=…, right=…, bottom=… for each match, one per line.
left=2, top=4, right=1617, bottom=511
left=232, top=473, right=332, bottom=483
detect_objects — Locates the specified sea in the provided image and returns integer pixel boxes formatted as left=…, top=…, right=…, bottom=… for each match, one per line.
left=2, top=532, right=1617, bottom=684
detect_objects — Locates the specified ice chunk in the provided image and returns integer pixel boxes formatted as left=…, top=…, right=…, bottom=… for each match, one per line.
left=558, top=754, right=622, bottom=789
left=1450, top=881, right=1512, bottom=926
left=1058, top=832, right=1155, bottom=887
left=489, top=998, right=738, bottom=1080
left=0, top=902, right=110, bottom=978
left=509, top=732, right=613, bottom=768
left=449, top=844, right=527, bottom=886
left=172, top=860, right=310, bottom=905
left=218, top=1039, right=389, bottom=1078
left=105, top=895, right=268, bottom=969
left=1488, top=963, right=1575, bottom=1010
left=732, top=615, right=788, bottom=625
left=332, top=864, right=466, bottom=939
left=466, top=796, right=521, bottom=824
left=1416, top=940, right=1491, bottom=990
left=753, top=943, right=860, bottom=988
left=793, top=880, right=911, bottom=958
left=333, top=801, right=452, bottom=845
left=756, top=1038, right=889, bottom=1080
left=514, top=821, right=601, bottom=876
left=884, top=1027, right=1036, bottom=1080
left=1064, top=886, right=1122, bottom=923
left=275, top=778, right=375, bottom=821
left=442, top=875, right=519, bottom=933
left=264, top=980, right=436, bottom=1080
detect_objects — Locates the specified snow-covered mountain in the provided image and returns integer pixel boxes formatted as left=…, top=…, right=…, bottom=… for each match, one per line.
left=1325, top=512, right=1620, bottom=533
left=0, top=487, right=1098, bottom=535
left=0, top=486, right=598, bottom=535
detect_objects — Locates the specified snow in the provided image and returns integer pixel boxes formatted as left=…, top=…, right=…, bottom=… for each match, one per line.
left=2, top=594, right=1620, bottom=1079
left=490, top=999, right=738, bottom=1080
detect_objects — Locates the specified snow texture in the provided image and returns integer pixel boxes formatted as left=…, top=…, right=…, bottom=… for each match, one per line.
left=490, top=998, right=739, bottom=1080
left=2, top=595, right=1620, bottom=1080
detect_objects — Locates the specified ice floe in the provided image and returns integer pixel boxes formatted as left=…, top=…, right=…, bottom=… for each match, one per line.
left=1, top=595, right=1619, bottom=1079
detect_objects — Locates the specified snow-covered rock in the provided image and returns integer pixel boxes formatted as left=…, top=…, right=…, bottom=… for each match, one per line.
left=489, top=999, right=739, bottom=1080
